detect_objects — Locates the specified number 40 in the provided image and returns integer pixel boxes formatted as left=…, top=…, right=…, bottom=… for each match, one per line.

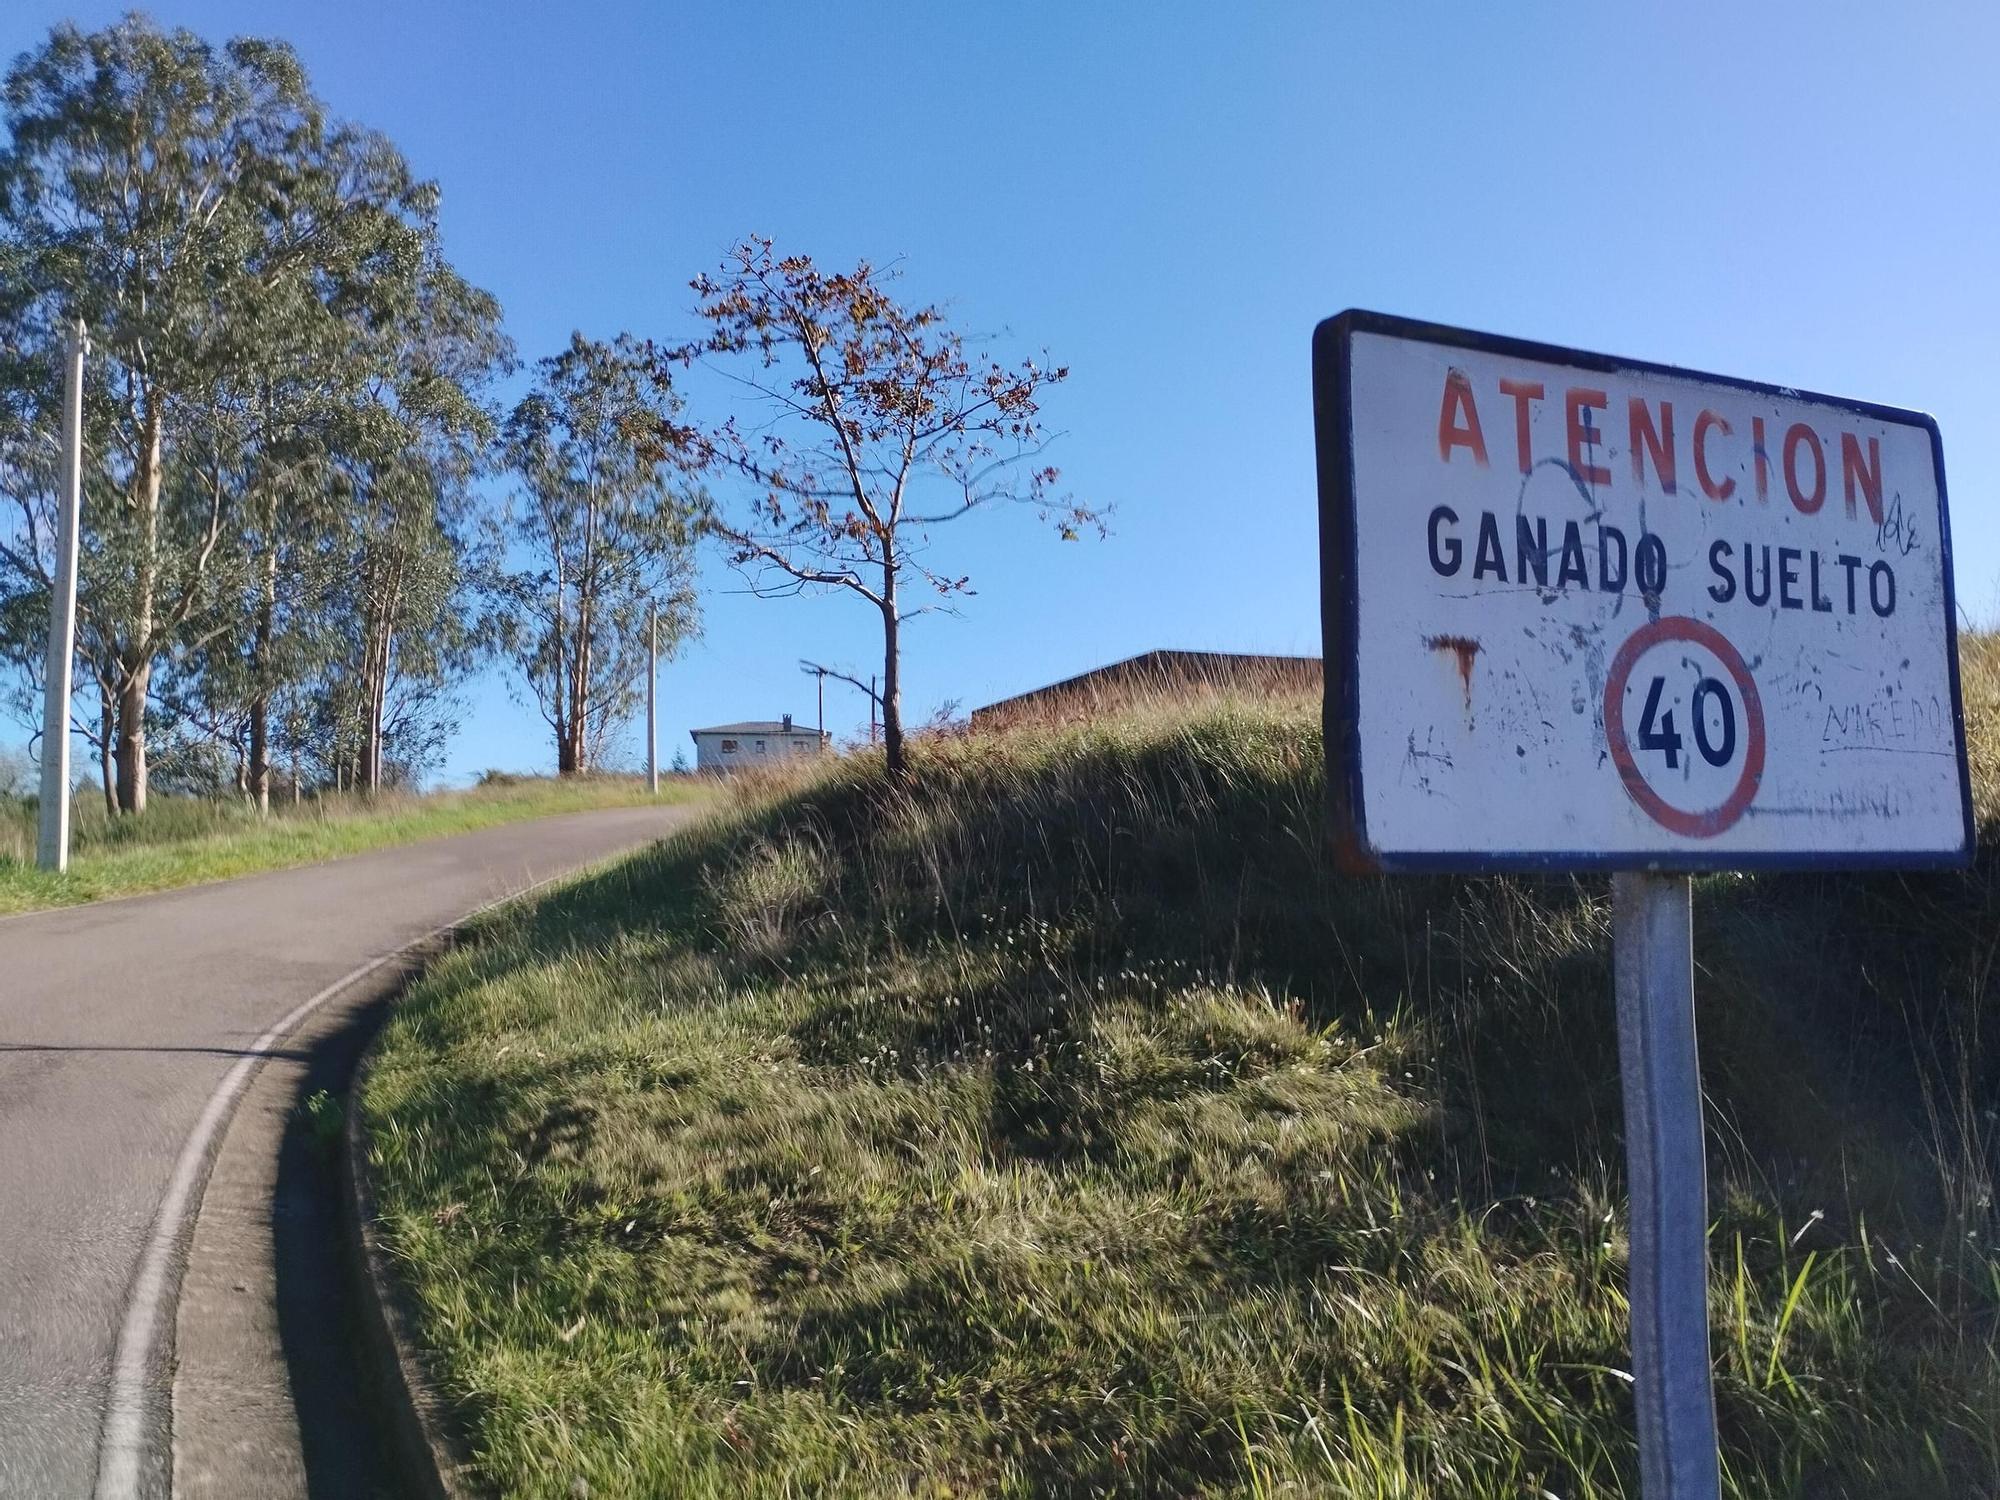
left=1637, top=675, right=1736, bottom=769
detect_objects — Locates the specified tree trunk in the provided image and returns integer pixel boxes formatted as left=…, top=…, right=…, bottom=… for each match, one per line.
left=248, top=540, right=278, bottom=812
left=550, top=563, right=572, bottom=774
left=116, top=405, right=163, bottom=815
left=562, top=708, right=589, bottom=777
left=98, top=686, right=116, bottom=819
left=382, top=626, right=396, bottom=789
left=571, top=492, right=598, bottom=775
left=249, top=700, right=269, bottom=810
left=569, top=688, right=590, bottom=775
left=365, top=654, right=379, bottom=792
left=359, top=538, right=403, bottom=794
left=881, top=549, right=904, bottom=782
left=365, top=625, right=393, bottom=793
left=114, top=658, right=149, bottom=814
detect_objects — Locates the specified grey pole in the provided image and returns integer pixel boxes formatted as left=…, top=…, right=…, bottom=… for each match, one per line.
left=645, top=601, right=658, bottom=795
left=1612, top=871, right=1721, bottom=1500
left=37, top=319, right=85, bottom=873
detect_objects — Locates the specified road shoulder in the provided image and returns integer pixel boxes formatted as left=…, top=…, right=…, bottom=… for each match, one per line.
left=172, top=950, right=428, bottom=1499
left=339, top=1026, right=482, bottom=1500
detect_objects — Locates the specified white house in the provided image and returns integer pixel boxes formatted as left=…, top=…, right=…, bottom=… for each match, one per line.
left=689, top=715, right=831, bottom=773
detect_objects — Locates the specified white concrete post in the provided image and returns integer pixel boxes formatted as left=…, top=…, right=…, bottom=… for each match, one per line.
left=37, top=320, right=85, bottom=872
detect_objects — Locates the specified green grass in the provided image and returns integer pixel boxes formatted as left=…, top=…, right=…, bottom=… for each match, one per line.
left=0, top=774, right=709, bottom=915
left=363, top=637, right=2000, bottom=1498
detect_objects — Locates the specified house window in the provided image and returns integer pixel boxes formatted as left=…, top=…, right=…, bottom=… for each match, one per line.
left=754, top=739, right=766, bottom=752
left=720, top=739, right=738, bottom=753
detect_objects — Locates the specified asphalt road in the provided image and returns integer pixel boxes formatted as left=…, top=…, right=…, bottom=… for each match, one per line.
left=0, top=803, right=699, bottom=1499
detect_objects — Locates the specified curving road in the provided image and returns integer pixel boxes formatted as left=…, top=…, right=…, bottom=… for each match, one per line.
left=0, top=803, right=701, bottom=1499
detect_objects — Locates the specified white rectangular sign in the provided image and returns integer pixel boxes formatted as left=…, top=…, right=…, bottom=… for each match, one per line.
left=1314, top=312, right=1973, bottom=871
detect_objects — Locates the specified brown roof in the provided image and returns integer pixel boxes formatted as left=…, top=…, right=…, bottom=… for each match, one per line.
left=970, top=650, right=1322, bottom=727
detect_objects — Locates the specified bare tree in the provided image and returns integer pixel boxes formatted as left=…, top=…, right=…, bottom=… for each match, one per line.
left=654, top=238, right=1099, bottom=780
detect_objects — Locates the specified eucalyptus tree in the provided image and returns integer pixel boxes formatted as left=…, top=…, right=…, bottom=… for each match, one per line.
left=499, top=335, right=699, bottom=775
left=0, top=16, right=508, bottom=810
left=330, top=440, right=493, bottom=793
left=227, top=232, right=508, bottom=803
left=0, top=19, right=285, bottom=810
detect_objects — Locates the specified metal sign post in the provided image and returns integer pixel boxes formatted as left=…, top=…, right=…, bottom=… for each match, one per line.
left=37, top=319, right=85, bottom=873
left=1313, top=310, right=1972, bottom=1497
left=1613, top=872, right=1720, bottom=1499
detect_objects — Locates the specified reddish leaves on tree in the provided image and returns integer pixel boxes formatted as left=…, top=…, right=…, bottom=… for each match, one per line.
left=639, top=237, right=1104, bottom=779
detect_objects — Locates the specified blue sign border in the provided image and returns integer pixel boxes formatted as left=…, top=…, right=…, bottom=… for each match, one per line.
left=1312, top=309, right=1977, bottom=874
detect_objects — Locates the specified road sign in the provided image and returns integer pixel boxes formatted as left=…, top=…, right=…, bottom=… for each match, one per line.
left=1313, top=310, right=1972, bottom=1500
left=1313, top=310, right=1973, bottom=873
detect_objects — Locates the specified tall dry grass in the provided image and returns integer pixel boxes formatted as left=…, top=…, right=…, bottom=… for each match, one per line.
left=361, top=634, right=2000, bottom=1498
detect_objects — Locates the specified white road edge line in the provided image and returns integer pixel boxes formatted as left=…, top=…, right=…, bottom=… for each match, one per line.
left=92, top=868, right=571, bottom=1500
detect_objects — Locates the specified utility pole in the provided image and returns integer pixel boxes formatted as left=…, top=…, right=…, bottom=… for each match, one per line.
left=869, top=674, right=877, bottom=744
left=645, top=601, right=659, bottom=795
left=816, top=666, right=825, bottom=737
left=37, top=319, right=85, bottom=873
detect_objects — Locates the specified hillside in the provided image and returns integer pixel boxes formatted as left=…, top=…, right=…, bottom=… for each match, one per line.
left=362, top=637, right=2000, bottom=1499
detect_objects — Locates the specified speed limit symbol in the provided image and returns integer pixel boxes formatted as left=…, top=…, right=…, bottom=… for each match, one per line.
left=1603, top=617, right=1766, bottom=840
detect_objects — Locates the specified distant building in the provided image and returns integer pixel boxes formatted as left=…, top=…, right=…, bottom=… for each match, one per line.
left=689, top=715, right=831, bottom=773
left=969, top=650, right=1322, bottom=729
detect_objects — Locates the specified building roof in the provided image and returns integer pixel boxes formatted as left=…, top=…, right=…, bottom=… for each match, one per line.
left=970, top=649, right=1321, bottom=725
left=689, top=721, right=830, bottom=737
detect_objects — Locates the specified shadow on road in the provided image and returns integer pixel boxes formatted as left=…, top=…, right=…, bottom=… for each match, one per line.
left=0, top=1043, right=313, bottom=1061
left=268, top=991, right=408, bottom=1500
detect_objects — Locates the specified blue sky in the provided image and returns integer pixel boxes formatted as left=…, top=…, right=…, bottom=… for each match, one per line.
left=6, top=2, right=1997, bottom=783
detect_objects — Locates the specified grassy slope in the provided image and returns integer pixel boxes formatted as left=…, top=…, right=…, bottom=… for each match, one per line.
left=0, top=775, right=707, bottom=915
left=364, top=639, right=2000, bottom=1499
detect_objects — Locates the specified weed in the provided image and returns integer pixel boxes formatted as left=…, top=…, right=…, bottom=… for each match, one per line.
left=299, top=1088, right=346, bottom=1158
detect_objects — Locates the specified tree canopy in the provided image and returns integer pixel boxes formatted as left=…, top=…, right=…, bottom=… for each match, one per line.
left=652, top=237, right=1098, bottom=777
left=496, top=333, right=699, bottom=774
left=0, top=14, right=510, bottom=803
left=1, top=27, right=1094, bottom=804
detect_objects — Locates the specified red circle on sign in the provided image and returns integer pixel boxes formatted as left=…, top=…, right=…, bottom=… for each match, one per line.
left=1603, top=616, right=1765, bottom=839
